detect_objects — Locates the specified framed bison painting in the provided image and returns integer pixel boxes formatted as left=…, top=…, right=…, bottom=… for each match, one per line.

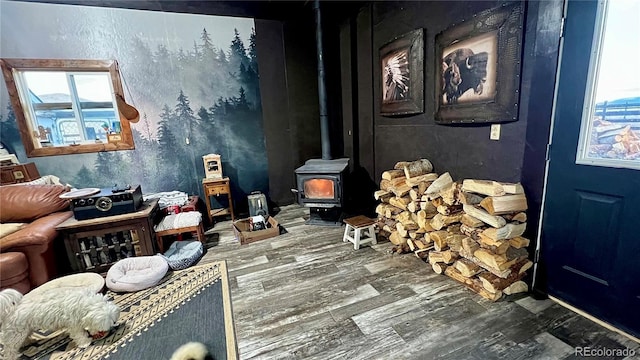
left=435, top=3, right=524, bottom=124
left=380, top=28, right=424, bottom=117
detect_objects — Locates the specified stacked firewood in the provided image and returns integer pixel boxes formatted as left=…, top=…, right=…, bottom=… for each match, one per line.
left=375, top=160, right=533, bottom=301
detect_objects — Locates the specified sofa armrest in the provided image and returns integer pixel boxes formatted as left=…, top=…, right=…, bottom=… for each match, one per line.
left=0, top=211, right=72, bottom=250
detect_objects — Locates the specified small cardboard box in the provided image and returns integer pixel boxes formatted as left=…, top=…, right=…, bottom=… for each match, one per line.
left=232, top=216, right=279, bottom=245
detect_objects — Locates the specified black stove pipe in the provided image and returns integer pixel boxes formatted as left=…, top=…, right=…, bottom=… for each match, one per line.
left=313, top=0, right=331, bottom=160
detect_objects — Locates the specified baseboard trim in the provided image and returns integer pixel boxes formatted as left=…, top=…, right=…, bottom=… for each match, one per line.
left=549, top=296, right=640, bottom=344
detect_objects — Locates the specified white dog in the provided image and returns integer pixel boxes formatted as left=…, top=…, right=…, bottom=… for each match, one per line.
left=0, top=288, right=120, bottom=360
left=170, top=342, right=212, bottom=360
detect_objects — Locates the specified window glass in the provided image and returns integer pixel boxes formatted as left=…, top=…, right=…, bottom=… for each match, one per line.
left=577, top=0, right=640, bottom=168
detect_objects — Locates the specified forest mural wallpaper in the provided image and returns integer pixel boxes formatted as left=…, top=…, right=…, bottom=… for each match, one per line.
left=0, top=1, right=267, bottom=212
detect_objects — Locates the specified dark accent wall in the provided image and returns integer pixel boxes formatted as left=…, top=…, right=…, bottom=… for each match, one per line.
left=337, top=0, right=563, bottom=286
left=256, top=17, right=322, bottom=205
left=368, top=1, right=527, bottom=182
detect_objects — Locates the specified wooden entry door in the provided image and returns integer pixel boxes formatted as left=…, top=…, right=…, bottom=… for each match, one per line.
left=541, top=0, right=640, bottom=337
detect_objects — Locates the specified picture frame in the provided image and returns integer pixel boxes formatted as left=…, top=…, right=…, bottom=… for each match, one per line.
left=380, top=28, right=425, bottom=117
left=435, top=3, right=524, bottom=124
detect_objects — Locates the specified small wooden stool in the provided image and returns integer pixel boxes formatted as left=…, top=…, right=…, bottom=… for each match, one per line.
left=156, top=222, right=205, bottom=253
left=343, top=215, right=377, bottom=250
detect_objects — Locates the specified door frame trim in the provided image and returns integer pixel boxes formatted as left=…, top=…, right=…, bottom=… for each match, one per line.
left=531, top=0, right=568, bottom=290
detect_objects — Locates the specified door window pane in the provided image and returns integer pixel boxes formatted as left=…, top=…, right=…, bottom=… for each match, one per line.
left=577, top=0, right=640, bottom=169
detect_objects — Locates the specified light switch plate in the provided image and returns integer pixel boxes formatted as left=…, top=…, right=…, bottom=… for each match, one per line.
left=490, top=124, right=501, bottom=140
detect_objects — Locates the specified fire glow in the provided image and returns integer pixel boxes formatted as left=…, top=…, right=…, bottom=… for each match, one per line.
left=304, top=179, right=335, bottom=199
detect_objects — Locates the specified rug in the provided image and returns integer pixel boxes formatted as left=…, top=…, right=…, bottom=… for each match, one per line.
left=18, top=261, right=237, bottom=360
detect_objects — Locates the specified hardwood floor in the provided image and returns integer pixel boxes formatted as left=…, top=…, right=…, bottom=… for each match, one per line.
left=199, top=205, right=639, bottom=360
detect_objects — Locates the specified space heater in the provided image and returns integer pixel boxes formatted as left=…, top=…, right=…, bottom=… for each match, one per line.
left=248, top=191, right=268, bottom=217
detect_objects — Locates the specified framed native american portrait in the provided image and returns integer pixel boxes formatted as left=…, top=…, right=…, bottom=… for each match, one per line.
left=380, top=28, right=425, bottom=117
left=435, top=3, right=524, bottom=124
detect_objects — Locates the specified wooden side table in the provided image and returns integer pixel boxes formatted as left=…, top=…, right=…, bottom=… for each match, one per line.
left=202, top=177, right=235, bottom=225
left=56, top=199, right=159, bottom=274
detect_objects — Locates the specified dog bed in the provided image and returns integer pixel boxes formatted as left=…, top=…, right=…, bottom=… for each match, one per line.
left=25, top=272, right=105, bottom=299
left=106, top=256, right=169, bottom=292
left=159, top=240, right=204, bottom=270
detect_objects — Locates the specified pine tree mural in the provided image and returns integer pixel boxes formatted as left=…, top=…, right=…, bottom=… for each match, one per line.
left=1, top=18, right=268, bottom=209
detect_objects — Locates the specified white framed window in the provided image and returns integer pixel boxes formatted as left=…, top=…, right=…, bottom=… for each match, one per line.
left=15, top=71, right=118, bottom=146
left=576, top=0, right=640, bottom=169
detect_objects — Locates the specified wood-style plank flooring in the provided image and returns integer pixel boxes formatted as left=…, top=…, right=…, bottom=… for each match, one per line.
left=199, top=205, right=639, bottom=360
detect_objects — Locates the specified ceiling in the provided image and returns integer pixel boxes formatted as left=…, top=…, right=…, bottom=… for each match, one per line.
left=15, top=0, right=367, bottom=22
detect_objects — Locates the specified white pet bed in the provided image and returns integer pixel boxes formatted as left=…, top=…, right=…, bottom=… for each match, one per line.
left=106, top=256, right=169, bottom=292
left=160, top=240, right=204, bottom=270
left=25, top=272, right=105, bottom=299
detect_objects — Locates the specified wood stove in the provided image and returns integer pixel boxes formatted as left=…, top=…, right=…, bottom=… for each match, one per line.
left=294, top=1, right=349, bottom=226
left=295, top=158, right=349, bottom=226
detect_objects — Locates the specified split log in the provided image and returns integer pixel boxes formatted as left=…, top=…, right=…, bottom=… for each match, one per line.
left=446, top=224, right=462, bottom=234
left=417, top=180, right=430, bottom=195
left=462, top=179, right=506, bottom=196
left=403, top=159, right=433, bottom=179
left=432, top=262, right=447, bottom=274
left=414, top=239, right=428, bottom=249
left=396, top=222, right=418, bottom=237
left=440, top=182, right=461, bottom=206
left=390, top=183, right=412, bottom=198
left=430, top=231, right=449, bottom=251
left=430, top=197, right=445, bottom=207
left=456, top=191, right=484, bottom=205
left=480, top=194, right=528, bottom=215
left=460, top=224, right=485, bottom=240
left=474, top=247, right=528, bottom=271
left=462, top=180, right=525, bottom=197
left=382, top=169, right=405, bottom=180
left=501, top=182, right=525, bottom=195
left=462, top=205, right=507, bottom=228
left=380, top=177, right=406, bottom=192
left=389, top=196, right=412, bottom=210
left=444, top=267, right=502, bottom=302
left=417, top=218, right=436, bottom=232
left=407, top=201, right=421, bottom=213
left=503, top=281, right=528, bottom=295
left=389, top=231, right=405, bottom=246
left=407, top=239, right=417, bottom=252
left=374, top=190, right=393, bottom=202
left=446, top=234, right=466, bottom=252
left=428, top=250, right=457, bottom=265
left=461, top=214, right=485, bottom=228
left=509, top=236, right=530, bottom=249
left=395, top=211, right=412, bottom=224
left=478, top=235, right=511, bottom=255
left=425, top=172, right=453, bottom=199
left=430, top=213, right=462, bottom=230
left=462, top=237, right=480, bottom=257
left=405, top=173, right=438, bottom=187
left=474, top=249, right=509, bottom=271
left=478, top=270, right=526, bottom=293
left=419, top=201, right=438, bottom=217
left=394, top=161, right=411, bottom=170
left=437, top=204, right=463, bottom=216
left=453, top=259, right=481, bottom=277
left=504, top=212, right=527, bottom=223
left=482, top=223, right=527, bottom=241
left=376, top=203, right=402, bottom=216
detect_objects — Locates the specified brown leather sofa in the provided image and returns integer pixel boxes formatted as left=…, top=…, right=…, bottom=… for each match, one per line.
left=0, top=184, right=72, bottom=293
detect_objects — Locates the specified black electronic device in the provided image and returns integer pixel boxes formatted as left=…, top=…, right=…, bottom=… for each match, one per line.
left=71, top=185, right=143, bottom=220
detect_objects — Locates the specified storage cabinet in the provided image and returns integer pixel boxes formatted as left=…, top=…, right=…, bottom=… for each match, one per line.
left=56, top=199, right=159, bottom=274
left=0, top=163, right=40, bottom=184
